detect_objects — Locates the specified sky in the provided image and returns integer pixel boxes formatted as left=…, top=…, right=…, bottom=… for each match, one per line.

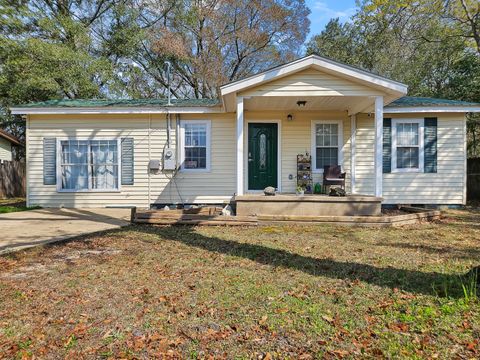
left=306, top=0, right=358, bottom=40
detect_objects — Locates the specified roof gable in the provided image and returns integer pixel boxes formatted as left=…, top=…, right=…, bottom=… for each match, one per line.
left=238, top=68, right=386, bottom=97
left=220, top=54, right=408, bottom=112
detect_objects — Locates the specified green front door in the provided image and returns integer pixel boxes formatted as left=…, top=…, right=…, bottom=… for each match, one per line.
left=248, top=123, right=278, bottom=190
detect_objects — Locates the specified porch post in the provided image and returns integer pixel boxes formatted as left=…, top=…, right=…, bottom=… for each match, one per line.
left=350, top=114, right=356, bottom=194
left=236, top=96, right=244, bottom=196
left=374, top=96, right=383, bottom=197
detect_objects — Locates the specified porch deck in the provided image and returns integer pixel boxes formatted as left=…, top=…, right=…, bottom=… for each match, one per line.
left=235, top=194, right=382, bottom=217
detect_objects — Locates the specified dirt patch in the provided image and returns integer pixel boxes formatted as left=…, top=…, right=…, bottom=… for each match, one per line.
left=1, top=248, right=121, bottom=280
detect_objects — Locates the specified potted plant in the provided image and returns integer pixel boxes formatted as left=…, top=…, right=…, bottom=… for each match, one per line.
left=296, top=185, right=305, bottom=196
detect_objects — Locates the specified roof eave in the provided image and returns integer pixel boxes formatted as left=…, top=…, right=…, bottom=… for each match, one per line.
left=10, top=106, right=226, bottom=115
left=385, top=106, right=480, bottom=113
left=0, top=132, right=23, bottom=146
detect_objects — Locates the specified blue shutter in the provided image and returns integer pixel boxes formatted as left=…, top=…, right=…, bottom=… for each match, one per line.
left=43, top=138, right=56, bottom=185
left=121, top=138, right=134, bottom=185
left=383, top=118, right=392, bottom=173
left=424, top=117, right=437, bottom=173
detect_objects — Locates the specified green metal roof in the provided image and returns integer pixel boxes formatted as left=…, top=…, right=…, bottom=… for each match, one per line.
left=15, top=98, right=221, bottom=108
left=386, top=96, right=480, bottom=108
left=14, top=96, right=480, bottom=110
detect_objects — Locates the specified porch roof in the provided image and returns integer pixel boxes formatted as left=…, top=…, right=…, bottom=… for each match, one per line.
left=0, top=130, right=23, bottom=146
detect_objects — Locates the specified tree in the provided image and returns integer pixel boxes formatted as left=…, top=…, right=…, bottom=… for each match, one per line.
left=138, top=0, right=310, bottom=98
left=306, top=1, right=480, bottom=156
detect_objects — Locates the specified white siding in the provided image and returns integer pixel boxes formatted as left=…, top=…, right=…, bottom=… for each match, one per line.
left=26, top=113, right=236, bottom=208
left=0, top=137, right=12, bottom=161
left=26, top=110, right=466, bottom=208
left=354, top=113, right=466, bottom=205
left=240, top=69, right=383, bottom=97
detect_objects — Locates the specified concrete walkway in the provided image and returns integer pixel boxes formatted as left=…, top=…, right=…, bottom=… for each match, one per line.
left=0, top=208, right=132, bottom=255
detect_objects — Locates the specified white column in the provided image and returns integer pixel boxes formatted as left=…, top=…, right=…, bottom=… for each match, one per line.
left=350, top=114, right=356, bottom=194
left=374, top=96, right=383, bottom=197
left=236, top=96, right=244, bottom=196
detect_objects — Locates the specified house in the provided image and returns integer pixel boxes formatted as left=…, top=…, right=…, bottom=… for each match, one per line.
left=10, top=55, right=480, bottom=209
left=0, top=130, right=23, bottom=162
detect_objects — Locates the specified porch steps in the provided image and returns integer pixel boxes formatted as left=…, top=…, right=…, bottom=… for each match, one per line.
left=132, top=208, right=258, bottom=226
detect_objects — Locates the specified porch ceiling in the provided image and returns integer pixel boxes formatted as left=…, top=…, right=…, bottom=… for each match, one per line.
left=244, top=95, right=373, bottom=114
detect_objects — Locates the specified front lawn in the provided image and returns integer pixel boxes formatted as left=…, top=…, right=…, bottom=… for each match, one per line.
left=0, top=210, right=479, bottom=358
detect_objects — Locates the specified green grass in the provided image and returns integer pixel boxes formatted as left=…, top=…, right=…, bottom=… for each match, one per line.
left=0, top=208, right=479, bottom=358
left=0, top=198, right=40, bottom=213
left=0, top=205, right=40, bottom=213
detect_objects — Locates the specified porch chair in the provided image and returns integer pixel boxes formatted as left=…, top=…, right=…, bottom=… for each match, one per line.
left=323, top=165, right=346, bottom=192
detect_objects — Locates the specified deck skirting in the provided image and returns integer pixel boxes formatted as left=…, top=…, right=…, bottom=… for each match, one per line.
left=235, top=194, right=383, bottom=217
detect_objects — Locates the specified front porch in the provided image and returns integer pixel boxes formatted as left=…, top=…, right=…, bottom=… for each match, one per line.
left=219, top=56, right=409, bottom=199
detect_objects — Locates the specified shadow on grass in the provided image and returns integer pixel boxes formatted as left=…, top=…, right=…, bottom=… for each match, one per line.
left=134, top=225, right=469, bottom=298
left=376, top=241, right=480, bottom=261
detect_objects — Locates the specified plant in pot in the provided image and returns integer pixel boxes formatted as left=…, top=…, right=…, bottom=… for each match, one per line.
left=296, top=185, right=305, bottom=196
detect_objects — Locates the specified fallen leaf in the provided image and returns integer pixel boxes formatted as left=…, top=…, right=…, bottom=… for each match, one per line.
left=322, top=315, right=334, bottom=324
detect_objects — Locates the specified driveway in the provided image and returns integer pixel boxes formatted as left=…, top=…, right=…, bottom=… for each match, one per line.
left=0, top=208, right=132, bottom=254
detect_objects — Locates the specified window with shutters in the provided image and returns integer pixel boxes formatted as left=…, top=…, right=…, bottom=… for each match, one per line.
left=311, top=120, right=343, bottom=172
left=58, top=139, right=120, bottom=191
left=392, top=119, right=424, bottom=172
left=180, top=120, right=211, bottom=172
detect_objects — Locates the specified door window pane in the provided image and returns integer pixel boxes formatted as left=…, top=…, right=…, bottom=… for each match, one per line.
left=259, top=133, right=267, bottom=169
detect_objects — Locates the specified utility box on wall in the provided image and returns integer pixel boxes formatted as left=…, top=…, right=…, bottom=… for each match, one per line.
left=163, top=148, right=177, bottom=171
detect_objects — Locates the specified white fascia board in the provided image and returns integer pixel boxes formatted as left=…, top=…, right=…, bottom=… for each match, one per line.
left=10, top=106, right=225, bottom=115
left=311, top=57, right=408, bottom=94
left=220, top=57, right=315, bottom=95
left=384, top=106, right=480, bottom=114
left=220, top=54, right=408, bottom=96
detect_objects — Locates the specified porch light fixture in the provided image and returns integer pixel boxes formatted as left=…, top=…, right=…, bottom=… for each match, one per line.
left=297, top=100, right=307, bottom=107
left=287, top=114, right=293, bottom=121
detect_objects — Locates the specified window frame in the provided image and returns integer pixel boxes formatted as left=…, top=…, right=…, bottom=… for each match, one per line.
left=179, top=120, right=211, bottom=173
left=311, top=120, right=344, bottom=173
left=392, top=118, right=424, bottom=173
left=56, top=138, right=122, bottom=193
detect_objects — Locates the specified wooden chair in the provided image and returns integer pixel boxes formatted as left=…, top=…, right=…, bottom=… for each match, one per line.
left=323, top=165, right=346, bottom=191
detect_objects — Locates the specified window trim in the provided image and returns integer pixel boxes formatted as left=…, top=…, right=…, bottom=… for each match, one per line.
left=311, top=120, right=344, bottom=173
left=392, top=118, right=424, bottom=173
left=179, top=120, right=211, bottom=173
left=56, top=138, right=122, bottom=193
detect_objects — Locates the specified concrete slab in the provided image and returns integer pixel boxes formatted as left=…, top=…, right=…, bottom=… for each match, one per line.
left=0, top=208, right=131, bottom=255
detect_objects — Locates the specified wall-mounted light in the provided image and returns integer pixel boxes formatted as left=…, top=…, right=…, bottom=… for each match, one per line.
left=297, top=100, right=307, bottom=108
left=287, top=114, right=293, bottom=121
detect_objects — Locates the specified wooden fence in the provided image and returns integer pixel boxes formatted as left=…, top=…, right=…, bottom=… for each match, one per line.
left=0, top=161, right=26, bottom=198
left=467, top=158, right=480, bottom=201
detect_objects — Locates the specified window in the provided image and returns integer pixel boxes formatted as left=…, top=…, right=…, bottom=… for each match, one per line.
left=180, top=120, right=211, bottom=171
left=392, top=119, right=424, bottom=172
left=311, top=121, right=343, bottom=171
left=59, top=139, right=119, bottom=191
